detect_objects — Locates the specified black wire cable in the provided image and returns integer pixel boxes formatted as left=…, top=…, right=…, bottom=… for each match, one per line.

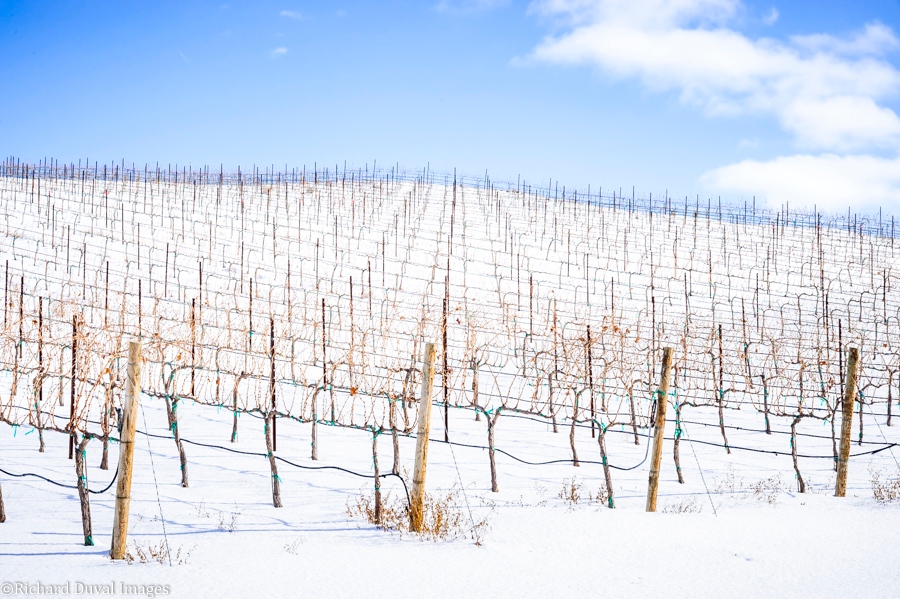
left=673, top=436, right=899, bottom=459
left=0, top=463, right=118, bottom=495
left=129, top=426, right=413, bottom=509
left=4, top=403, right=897, bottom=496
left=3, top=390, right=896, bottom=499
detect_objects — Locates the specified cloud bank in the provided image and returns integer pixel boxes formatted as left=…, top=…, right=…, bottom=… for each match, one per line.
left=701, top=154, right=900, bottom=211
left=526, top=0, right=900, bottom=211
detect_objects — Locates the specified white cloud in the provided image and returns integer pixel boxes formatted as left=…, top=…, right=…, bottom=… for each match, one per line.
left=525, top=0, right=900, bottom=154
left=271, top=47, right=288, bottom=58
left=279, top=10, right=305, bottom=20
left=792, top=22, right=900, bottom=57
left=762, top=7, right=778, bottom=26
left=781, top=95, right=900, bottom=151
left=436, top=0, right=510, bottom=15
left=700, top=154, right=900, bottom=212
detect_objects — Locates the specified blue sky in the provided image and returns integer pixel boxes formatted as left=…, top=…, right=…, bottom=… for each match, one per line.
left=2, top=0, right=899, bottom=213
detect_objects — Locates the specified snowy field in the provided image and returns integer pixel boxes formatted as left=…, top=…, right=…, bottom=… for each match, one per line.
left=0, top=161, right=899, bottom=598
left=2, top=396, right=899, bottom=598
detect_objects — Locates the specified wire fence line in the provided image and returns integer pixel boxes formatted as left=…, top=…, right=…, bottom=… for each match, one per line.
left=4, top=157, right=897, bottom=238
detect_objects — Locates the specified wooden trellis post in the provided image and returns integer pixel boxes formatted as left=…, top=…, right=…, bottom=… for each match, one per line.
left=646, top=347, right=674, bottom=512
left=69, top=316, right=76, bottom=459
left=110, top=341, right=141, bottom=560
left=270, top=317, right=276, bottom=452
left=835, top=347, right=859, bottom=498
left=410, top=342, right=436, bottom=532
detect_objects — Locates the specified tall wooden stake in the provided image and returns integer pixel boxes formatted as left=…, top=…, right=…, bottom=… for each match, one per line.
left=69, top=316, right=76, bottom=459
left=110, top=341, right=141, bottom=559
left=835, top=347, right=859, bottom=497
left=646, top=347, right=674, bottom=512
left=443, top=279, right=449, bottom=443
left=312, top=299, right=325, bottom=461
left=587, top=324, right=594, bottom=438
left=270, top=317, right=276, bottom=452
left=190, top=298, right=196, bottom=396
left=410, top=342, right=436, bottom=532
left=37, top=296, right=45, bottom=452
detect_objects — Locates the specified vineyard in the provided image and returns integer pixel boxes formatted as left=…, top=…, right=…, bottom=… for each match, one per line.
left=1, top=158, right=899, bottom=596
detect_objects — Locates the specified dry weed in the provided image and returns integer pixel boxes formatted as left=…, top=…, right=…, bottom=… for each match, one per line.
left=870, top=468, right=900, bottom=503
left=751, top=475, right=784, bottom=504
left=284, top=537, right=306, bottom=555
left=558, top=477, right=608, bottom=509
left=347, top=486, right=491, bottom=543
left=712, top=465, right=744, bottom=494
left=662, top=496, right=702, bottom=513
left=558, top=477, right=583, bottom=508
left=217, top=509, right=240, bottom=532
left=123, top=541, right=194, bottom=565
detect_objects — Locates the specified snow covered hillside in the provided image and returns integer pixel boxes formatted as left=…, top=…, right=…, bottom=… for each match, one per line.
left=0, top=161, right=898, bottom=598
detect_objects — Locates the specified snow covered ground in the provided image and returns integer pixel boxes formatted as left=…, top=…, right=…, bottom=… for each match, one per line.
left=2, top=394, right=899, bottom=598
